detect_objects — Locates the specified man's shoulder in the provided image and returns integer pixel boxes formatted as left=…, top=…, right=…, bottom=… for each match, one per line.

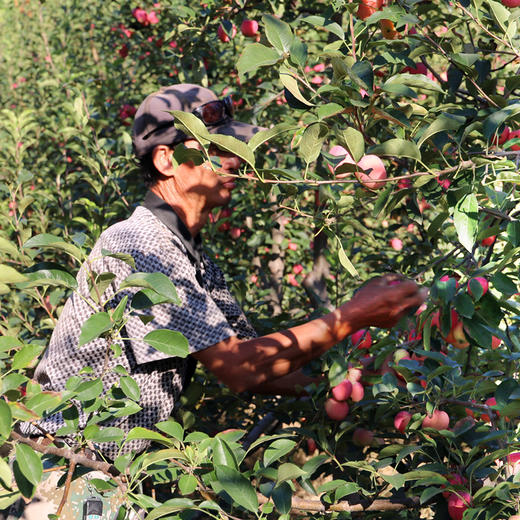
left=99, top=206, right=171, bottom=253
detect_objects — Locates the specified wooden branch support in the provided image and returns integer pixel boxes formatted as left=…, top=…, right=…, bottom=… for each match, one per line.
left=258, top=494, right=421, bottom=514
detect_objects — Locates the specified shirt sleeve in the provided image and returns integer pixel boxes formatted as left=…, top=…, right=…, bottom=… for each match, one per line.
left=102, top=227, right=237, bottom=365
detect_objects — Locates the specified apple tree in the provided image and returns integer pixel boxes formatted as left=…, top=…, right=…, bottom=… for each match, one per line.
left=0, top=0, right=520, bottom=519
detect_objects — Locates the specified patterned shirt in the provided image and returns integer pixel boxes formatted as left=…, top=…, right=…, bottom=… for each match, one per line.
left=21, top=192, right=257, bottom=459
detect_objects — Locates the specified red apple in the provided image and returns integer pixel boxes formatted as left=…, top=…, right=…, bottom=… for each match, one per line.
left=346, top=365, right=363, bottom=383
left=481, top=397, right=498, bottom=423
left=240, top=19, right=259, bottom=37
left=444, top=310, right=469, bottom=349
left=328, top=145, right=355, bottom=175
left=351, top=329, right=372, bottom=350
left=442, top=473, right=469, bottom=499
left=481, top=235, right=496, bottom=246
left=356, top=0, right=384, bottom=20
left=394, top=411, right=412, bottom=434
left=306, top=438, right=317, bottom=454
left=350, top=381, right=365, bottom=402
left=440, top=274, right=460, bottom=288
left=491, top=336, right=502, bottom=349
left=352, top=428, right=374, bottom=446
left=356, top=154, right=387, bottom=190
left=332, top=379, right=353, bottom=401
left=389, top=237, right=403, bottom=251
left=422, top=409, right=450, bottom=430
left=325, top=398, right=349, bottom=421
left=502, top=0, right=520, bottom=7
left=447, top=491, right=472, bottom=520
left=468, top=277, right=488, bottom=297
left=218, top=23, right=237, bottom=42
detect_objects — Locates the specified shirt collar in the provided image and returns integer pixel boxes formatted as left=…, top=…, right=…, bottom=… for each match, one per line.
left=142, top=190, right=203, bottom=266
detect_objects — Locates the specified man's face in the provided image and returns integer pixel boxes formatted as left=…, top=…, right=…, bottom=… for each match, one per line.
left=174, top=139, right=244, bottom=210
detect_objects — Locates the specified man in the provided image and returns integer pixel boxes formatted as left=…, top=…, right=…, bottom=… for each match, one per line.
left=20, top=83, right=427, bottom=462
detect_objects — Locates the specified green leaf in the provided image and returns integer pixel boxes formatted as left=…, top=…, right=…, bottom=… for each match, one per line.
left=111, top=295, right=128, bottom=324
left=289, top=37, right=307, bottom=67
left=15, top=444, right=42, bottom=486
left=420, top=486, right=443, bottom=504
left=383, top=73, right=443, bottom=94
left=280, top=71, right=314, bottom=107
left=25, top=393, right=62, bottom=417
left=144, top=499, right=196, bottom=520
left=155, top=420, right=184, bottom=441
left=142, top=329, right=189, bottom=358
left=89, top=272, right=116, bottom=303
left=300, top=15, right=345, bottom=40
left=248, top=123, right=297, bottom=151
left=101, top=249, right=136, bottom=269
left=120, top=376, right=140, bottom=401
left=178, top=474, right=198, bottom=495
left=277, top=462, right=307, bottom=484
left=125, top=427, right=172, bottom=447
left=212, top=437, right=238, bottom=469
left=271, top=481, right=292, bottom=514
left=369, top=139, right=421, bottom=161
left=12, top=344, right=43, bottom=370
left=317, top=103, right=344, bottom=120
left=214, top=465, right=258, bottom=513
left=0, top=237, right=20, bottom=259
left=170, top=110, right=210, bottom=144
left=337, top=238, right=359, bottom=277
left=507, top=221, right=520, bottom=247
left=237, top=43, right=281, bottom=81
left=78, top=312, right=112, bottom=346
left=120, top=272, right=181, bottom=305
left=262, top=14, right=293, bottom=54
left=0, top=265, right=27, bottom=284
left=21, top=262, right=77, bottom=289
left=0, top=457, right=12, bottom=490
left=488, top=0, right=511, bottom=33
left=482, top=102, right=520, bottom=141
left=0, top=337, right=22, bottom=351
left=453, top=193, right=478, bottom=252
left=381, top=473, right=406, bottom=490
left=417, top=113, right=466, bottom=149
left=206, top=133, right=255, bottom=169
left=464, top=318, right=492, bottom=348
left=75, top=379, right=104, bottom=402
left=491, top=273, right=517, bottom=296
left=84, top=426, right=125, bottom=444
left=264, top=439, right=297, bottom=467
left=0, top=400, right=12, bottom=439
left=454, top=293, right=474, bottom=318
left=341, top=127, right=365, bottom=163
left=23, top=234, right=83, bottom=262
left=299, top=122, right=328, bottom=164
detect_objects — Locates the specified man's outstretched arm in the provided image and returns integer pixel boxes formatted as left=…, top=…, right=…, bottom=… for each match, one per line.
left=193, top=276, right=428, bottom=394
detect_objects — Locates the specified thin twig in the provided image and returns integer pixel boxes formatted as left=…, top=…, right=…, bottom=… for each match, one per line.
left=55, top=460, right=76, bottom=518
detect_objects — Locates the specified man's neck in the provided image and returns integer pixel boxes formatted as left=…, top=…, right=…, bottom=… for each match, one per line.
left=150, top=184, right=209, bottom=237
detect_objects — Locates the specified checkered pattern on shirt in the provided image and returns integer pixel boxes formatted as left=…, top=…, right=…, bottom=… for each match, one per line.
left=20, top=206, right=257, bottom=460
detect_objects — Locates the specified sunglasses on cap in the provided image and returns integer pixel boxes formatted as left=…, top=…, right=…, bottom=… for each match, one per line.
left=192, top=96, right=234, bottom=126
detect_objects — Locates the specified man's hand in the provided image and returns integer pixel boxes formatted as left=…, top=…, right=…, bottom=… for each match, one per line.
left=347, top=274, right=428, bottom=330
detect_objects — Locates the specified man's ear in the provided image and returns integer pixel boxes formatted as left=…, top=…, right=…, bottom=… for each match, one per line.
left=152, top=145, right=175, bottom=176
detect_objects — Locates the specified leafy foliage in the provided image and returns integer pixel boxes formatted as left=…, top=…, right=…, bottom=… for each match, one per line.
left=1, top=0, right=520, bottom=518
